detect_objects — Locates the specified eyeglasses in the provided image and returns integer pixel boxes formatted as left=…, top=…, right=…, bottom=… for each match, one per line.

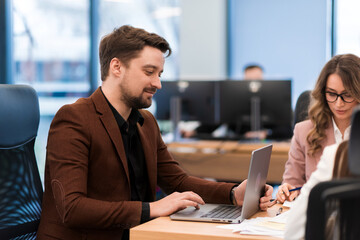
left=325, top=91, right=355, bottom=103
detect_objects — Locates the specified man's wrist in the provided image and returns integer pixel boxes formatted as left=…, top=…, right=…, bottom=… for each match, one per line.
left=231, top=186, right=238, bottom=205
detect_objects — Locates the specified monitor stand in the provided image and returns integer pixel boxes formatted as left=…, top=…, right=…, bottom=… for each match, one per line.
left=170, top=97, right=182, bottom=142
left=250, top=96, right=261, bottom=141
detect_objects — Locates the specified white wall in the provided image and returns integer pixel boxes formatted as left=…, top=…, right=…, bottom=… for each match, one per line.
left=179, top=0, right=227, bottom=80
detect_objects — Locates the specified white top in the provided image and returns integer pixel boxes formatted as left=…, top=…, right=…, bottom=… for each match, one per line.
left=332, top=117, right=351, bottom=143
left=284, top=143, right=340, bottom=240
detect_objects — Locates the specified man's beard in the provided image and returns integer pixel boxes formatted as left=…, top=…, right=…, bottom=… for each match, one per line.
left=122, top=87, right=156, bottom=109
left=123, top=94, right=151, bottom=109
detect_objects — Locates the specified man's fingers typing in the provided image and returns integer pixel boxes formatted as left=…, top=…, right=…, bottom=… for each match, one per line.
left=150, top=191, right=205, bottom=218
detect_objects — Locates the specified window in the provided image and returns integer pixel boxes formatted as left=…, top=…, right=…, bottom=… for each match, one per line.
left=13, top=0, right=90, bottom=95
left=334, top=0, right=360, bottom=56
left=98, top=0, right=180, bottom=81
left=12, top=0, right=90, bottom=181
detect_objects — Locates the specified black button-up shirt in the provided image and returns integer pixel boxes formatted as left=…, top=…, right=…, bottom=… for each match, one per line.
left=101, top=89, right=151, bottom=239
left=112, top=108, right=150, bottom=201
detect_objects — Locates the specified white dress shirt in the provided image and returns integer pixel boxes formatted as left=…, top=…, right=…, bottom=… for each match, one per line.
left=332, top=117, right=351, bottom=143
left=284, top=143, right=340, bottom=240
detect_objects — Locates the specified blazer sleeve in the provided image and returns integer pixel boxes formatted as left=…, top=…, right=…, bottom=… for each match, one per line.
left=282, top=123, right=308, bottom=187
left=156, top=140, right=234, bottom=204
left=142, top=112, right=235, bottom=204
left=46, top=103, right=142, bottom=229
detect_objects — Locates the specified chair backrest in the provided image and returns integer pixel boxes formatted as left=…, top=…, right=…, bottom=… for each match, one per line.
left=293, top=90, right=311, bottom=127
left=348, top=105, right=360, bottom=176
left=306, top=179, right=360, bottom=240
left=0, top=84, right=42, bottom=240
left=305, top=106, right=360, bottom=240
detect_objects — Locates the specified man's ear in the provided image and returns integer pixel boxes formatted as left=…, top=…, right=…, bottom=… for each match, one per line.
left=109, top=58, right=123, bottom=77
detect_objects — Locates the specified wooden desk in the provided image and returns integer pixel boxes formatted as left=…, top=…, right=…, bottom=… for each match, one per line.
left=130, top=204, right=286, bottom=240
left=167, top=141, right=290, bottom=183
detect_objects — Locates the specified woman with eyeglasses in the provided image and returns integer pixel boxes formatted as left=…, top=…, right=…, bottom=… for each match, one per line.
left=276, top=54, right=360, bottom=203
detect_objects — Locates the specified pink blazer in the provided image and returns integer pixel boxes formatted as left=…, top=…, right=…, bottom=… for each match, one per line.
left=282, top=120, right=335, bottom=187
left=37, top=88, right=235, bottom=240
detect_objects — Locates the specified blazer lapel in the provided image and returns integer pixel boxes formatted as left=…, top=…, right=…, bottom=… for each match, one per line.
left=91, top=88, right=130, bottom=183
left=316, top=122, right=336, bottom=165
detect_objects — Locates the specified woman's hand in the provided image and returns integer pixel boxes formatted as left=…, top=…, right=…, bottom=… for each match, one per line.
left=276, top=183, right=300, bottom=203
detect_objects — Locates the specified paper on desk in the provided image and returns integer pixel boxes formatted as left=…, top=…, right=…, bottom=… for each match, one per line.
left=218, top=211, right=289, bottom=238
left=269, top=210, right=289, bottom=224
left=282, top=200, right=295, bottom=208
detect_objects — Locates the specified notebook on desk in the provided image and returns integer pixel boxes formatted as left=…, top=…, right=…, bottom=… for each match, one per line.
left=170, top=144, right=272, bottom=224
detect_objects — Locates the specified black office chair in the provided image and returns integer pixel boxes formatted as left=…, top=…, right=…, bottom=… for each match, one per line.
left=0, top=84, right=43, bottom=239
left=305, top=106, right=360, bottom=240
left=293, top=90, right=311, bottom=127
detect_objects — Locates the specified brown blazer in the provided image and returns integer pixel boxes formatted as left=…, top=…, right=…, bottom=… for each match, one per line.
left=282, top=119, right=335, bottom=187
left=37, top=88, right=234, bottom=240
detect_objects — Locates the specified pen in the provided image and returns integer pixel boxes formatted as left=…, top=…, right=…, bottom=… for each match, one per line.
left=269, top=198, right=277, bottom=207
left=289, top=187, right=302, bottom=192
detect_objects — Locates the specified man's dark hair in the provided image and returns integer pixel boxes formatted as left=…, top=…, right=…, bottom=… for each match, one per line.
left=243, top=64, right=264, bottom=72
left=99, top=25, right=172, bottom=81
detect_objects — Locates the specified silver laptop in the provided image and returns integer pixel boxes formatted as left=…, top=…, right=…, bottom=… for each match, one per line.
left=170, top=144, right=272, bottom=224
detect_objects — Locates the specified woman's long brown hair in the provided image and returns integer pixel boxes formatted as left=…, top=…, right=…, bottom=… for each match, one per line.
left=307, top=54, right=360, bottom=157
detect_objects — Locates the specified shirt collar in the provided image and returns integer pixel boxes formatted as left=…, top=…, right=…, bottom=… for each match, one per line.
left=100, top=87, right=144, bottom=127
left=332, top=117, right=351, bottom=143
left=128, top=109, right=144, bottom=127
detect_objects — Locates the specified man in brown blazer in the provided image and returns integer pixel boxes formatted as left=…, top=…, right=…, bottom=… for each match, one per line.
left=37, top=25, right=273, bottom=240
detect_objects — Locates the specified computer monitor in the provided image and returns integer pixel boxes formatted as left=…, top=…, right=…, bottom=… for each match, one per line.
left=217, top=80, right=292, bottom=138
left=153, top=81, right=217, bottom=124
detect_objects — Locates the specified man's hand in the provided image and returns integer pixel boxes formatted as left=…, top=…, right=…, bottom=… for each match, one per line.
left=259, top=184, right=273, bottom=210
left=276, top=183, right=299, bottom=203
left=149, top=191, right=205, bottom=218
left=233, top=180, right=247, bottom=206
left=233, top=180, right=273, bottom=210
left=244, top=130, right=268, bottom=140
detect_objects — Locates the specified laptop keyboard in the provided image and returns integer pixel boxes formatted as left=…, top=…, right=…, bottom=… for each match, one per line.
left=200, top=205, right=243, bottom=219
